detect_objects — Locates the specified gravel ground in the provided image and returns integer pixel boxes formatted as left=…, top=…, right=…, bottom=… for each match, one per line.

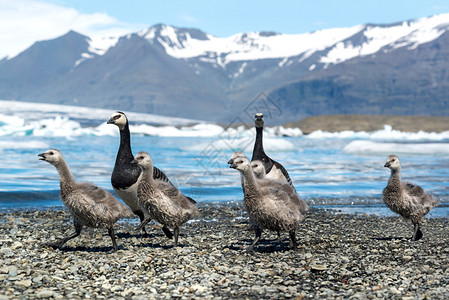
left=0, top=202, right=448, bottom=299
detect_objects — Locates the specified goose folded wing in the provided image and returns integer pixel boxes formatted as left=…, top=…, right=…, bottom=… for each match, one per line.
left=273, top=160, right=293, bottom=185
left=186, top=196, right=197, bottom=204
left=404, top=183, right=425, bottom=197
left=77, top=183, right=112, bottom=204
left=153, top=166, right=175, bottom=187
left=266, top=187, right=290, bottom=202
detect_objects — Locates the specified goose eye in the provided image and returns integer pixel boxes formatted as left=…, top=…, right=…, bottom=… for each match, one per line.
left=49, top=151, right=54, bottom=155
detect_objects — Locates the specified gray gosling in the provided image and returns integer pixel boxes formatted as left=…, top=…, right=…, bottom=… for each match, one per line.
left=252, top=158, right=289, bottom=184
left=38, top=149, right=132, bottom=252
left=228, top=151, right=246, bottom=190
left=250, top=160, right=308, bottom=213
left=230, top=155, right=308, bottom=252
left=383, top=155, right=437, bottom=241
left=251, top=160, right=266, bottom=179
left=133, top=152, right=199, bottom=247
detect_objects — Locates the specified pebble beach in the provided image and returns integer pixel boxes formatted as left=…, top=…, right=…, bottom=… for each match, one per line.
left=0, top=202, right=448, bottom=299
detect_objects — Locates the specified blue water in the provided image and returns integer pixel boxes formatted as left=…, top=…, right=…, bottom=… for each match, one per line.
left=1, top=134, right=448, bottom=217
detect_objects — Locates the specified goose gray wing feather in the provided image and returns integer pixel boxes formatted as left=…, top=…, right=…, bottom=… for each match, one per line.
left=404, top=183, right=425, bottom=197
left=77, top=183, right=110, bottom=203
left=153, top=166, right=174, bottom=186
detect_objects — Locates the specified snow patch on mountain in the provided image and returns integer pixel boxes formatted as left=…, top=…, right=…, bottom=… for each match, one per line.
left=152, top=25, right=363, bottom=66
left=137, top=14, right=449, bottom=67
left=320, top=14, right=449, bottom=64
left=75, top=35, right=120, bottom=66
left=88, top=36, right=120, bottom=55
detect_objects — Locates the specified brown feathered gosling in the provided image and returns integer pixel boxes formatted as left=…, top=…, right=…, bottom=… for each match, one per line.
left=132, top=152, right=199, bottom=247
left=383, top=155, right=437, bottom=241
left=230, top=155, right=308, bottom=252
left=38, top=149, right=133, bottom=252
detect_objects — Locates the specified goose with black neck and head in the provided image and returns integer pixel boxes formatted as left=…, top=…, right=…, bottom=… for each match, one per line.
left=107, top=111, right=173, bottom=239
left=251, top=113, right=294, bottom=187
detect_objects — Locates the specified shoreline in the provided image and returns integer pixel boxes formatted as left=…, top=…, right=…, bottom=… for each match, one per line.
left=1, top=203, right=448, bottom=299
left=285, top=115, right=449, bottom=134
left=1, top=200, right=448, bottom=219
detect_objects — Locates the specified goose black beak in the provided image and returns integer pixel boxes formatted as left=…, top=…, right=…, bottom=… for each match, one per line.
left=131, top=159, right=137, bottom=164
left=107, top=118, right=115, bottom=124
left=384, top=162, right=390, bottom=168
left=227, top=159, right=234, bottom=164
left=230, top=163, right=237, bottom=169
left=38, top=153, right=46, bottom=161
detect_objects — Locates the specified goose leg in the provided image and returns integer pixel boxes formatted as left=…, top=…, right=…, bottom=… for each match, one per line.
left=162, top=226, right=173, bottom=239
left=137, top=215, right=151, bottom=231
left=108, top=227, right=118, bottom=252
left=48, top=221, right=82, bottom=249
left=173, top=227, right=180, bottom=247
left=412, top=223, right=423, bottom=241
left=247, top=227, right=262, bottom=253
left=134, top=210, right=150, bottom=238
left=289, top=230, right=298, bottom=250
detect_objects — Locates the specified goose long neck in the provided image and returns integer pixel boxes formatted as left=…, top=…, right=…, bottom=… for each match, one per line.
left=242, top=167, right=260, bottom=198
left=388, top=168, right=401, bottom=188
left=141, top=166, right=154, bottom=184
left=55, top=160, right=75, bottom=194
left=253, top=126, right=265, bottom=155
left=117, top=123, right=134, bottom=163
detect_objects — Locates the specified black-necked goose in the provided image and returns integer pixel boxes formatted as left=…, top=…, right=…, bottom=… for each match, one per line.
left=251, top=113, right=293, bottom=187
left=107, top=111, right=173, bottom=239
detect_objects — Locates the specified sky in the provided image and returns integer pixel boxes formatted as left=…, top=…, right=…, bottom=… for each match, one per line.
left=1, top=0, right=449, bottom=59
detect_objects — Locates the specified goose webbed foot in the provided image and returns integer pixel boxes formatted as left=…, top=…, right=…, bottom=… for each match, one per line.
left=46, top=223, right=82, bottom=250
left=45, top=241, right=64, bottom=249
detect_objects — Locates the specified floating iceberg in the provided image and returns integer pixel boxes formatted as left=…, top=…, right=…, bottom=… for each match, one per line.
left=343, top=140, right=449, bottom=155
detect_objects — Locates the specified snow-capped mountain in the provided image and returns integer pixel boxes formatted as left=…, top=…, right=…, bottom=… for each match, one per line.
left=1, top=14, right=449, bottom=123
left=74, top=14, right=449, bottom=68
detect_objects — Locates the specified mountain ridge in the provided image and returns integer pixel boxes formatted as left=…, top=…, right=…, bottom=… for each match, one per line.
left=1, top=14, right=449, bottom=123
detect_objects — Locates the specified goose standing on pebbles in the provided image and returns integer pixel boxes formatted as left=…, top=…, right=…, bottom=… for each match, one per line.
left=383, top=155, right=437, bottom=241
left=251, top=113, right=293, bottom=187
left=38, top=149, right=132, bottom=252
left=132, top=152, right=199, bottom=247
left=107, top=111, right=173, bottom=239
left=230, top=154, right=308, bottom=252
